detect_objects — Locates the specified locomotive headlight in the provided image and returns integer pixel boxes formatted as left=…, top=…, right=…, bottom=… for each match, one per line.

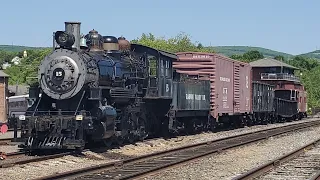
left=19, top=115, right=26, bottom=121
left=75, top=115, right=83, bottom=121
left=55, top=31, right=75, bottom=48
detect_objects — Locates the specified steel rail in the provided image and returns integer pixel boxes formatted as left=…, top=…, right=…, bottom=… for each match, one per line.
left=32, top=119, right=320, bottom=180
left=310, top=171, right=320, bottom=180
left=0, top=151, right=79, bottom=168
left=232, top=139, right=320, bottom=180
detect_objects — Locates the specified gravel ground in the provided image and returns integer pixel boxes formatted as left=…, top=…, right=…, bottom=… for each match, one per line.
left=0, top=130, right=21, bottom=139
left=0, top=131, right=22, bottom=153
left=107, top=118, right=320, bottom=157
left=143, top=125, right=320, bottom=180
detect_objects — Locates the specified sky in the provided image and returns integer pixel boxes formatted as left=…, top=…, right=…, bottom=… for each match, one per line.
left=0, top=0, right=319, bottom=55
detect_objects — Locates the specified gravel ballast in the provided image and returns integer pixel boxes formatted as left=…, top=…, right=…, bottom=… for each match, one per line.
left=108, top=118, right=320, bottom=157
left=144, top=125, right=320, bottom=180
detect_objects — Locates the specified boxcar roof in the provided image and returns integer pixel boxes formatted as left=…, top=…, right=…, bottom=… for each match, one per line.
left=250, top=58, right=299, bottom=70
left=175, top=52, right=250, bottom=65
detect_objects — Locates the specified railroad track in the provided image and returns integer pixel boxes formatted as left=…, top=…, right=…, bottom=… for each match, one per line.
left=233, top=138, right=320, bottom=180
left=0, top=151, right=80, bottom=168
left=30, top=119, right=320, bottom=180
left=0, top=138, right=15, bottom=145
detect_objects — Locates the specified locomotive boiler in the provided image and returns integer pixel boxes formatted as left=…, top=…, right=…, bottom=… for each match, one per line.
left=19, top=22, right=176, bottom=150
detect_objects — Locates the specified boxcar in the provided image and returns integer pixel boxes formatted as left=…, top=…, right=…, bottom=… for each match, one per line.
left=174, top=52, right=252, bottom=125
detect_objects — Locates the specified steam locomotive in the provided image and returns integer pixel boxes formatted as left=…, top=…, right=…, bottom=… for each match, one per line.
left=19, top=22, right=176, bottom=150
left=17, top=22, right=307, bottom=151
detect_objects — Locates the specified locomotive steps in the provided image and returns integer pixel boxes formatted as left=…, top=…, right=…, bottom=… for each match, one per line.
left=20, top=118, right=320, bottom=180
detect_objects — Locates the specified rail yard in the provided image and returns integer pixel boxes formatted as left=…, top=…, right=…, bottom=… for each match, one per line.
left=0, top=20, right=319, bottom=180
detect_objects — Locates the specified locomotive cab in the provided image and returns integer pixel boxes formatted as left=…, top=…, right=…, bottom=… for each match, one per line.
left=130, top=44, right=176, bottom=99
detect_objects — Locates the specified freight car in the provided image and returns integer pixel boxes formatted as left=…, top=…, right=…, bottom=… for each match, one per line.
left=16, top=22, right=307, bottom=152
left=168, top=66, right=300, bottom=135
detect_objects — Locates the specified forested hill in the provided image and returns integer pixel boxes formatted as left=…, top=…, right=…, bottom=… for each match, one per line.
left=1, top=44, right=318, bottom=59
left=210, top=46, right=294, bottom=59
left=0, top=45, right=46, bottom=52
left=298, top=50, right=320, bottom=59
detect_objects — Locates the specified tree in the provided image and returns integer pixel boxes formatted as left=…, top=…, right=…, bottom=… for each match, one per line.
left=197, top=43, right=203, bottom=49
left=242, top=50, right=264, bottom=62
left=229, top=50, right=264, bottom=63
left=132, top=32, right=214, bottom=53
left=0, top=50, right=18, bottom=68
left=288, top=56, right=319, bottom=71
left=274, top=55, right=285, bottom=61
left=4, top=48, right=51, bottom=85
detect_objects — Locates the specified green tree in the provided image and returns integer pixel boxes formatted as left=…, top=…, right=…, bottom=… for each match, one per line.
left=274, top=55, right=285, bottom=61
left=0, top=50, right=18, bottom=68
left=288, top=56, right=319, bottom=71
left=4, top=48, right=51, bottom=85
left=242, top=50, right=264, bottom=62
left=132, top=32, right=214, bottom=53
left=229, top=50, right=264, bottom=63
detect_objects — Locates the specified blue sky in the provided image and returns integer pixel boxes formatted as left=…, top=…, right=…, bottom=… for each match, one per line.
left=1, top=0, right=319, bottom=55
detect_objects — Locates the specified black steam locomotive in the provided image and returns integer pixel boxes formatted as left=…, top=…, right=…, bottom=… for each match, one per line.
left=19, top=22, right=176, bottom=150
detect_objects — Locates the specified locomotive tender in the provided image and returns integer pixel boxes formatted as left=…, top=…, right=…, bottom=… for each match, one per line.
left=18, top=22, right=307, bottom=151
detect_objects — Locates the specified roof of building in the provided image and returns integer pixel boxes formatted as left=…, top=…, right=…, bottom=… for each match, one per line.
left=249, top=58, right=299, bottom=70
left=8, top=85, right=29, bottom=95
left=0, top=70, right=9, bottom=77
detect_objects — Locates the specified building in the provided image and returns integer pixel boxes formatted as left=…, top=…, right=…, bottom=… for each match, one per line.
left=0, top=70, right=9, bottom=124
left=250, top=58, right=300, bottom=83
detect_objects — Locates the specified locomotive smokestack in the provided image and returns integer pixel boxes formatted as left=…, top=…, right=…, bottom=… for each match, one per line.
left=64, top=22, right=81, bottom=51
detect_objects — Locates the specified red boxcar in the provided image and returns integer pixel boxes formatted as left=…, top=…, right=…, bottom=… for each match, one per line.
left=174, top=52, right=252, bottom=120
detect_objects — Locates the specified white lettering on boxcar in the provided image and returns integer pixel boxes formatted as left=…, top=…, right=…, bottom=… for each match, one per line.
left=192, top=55, right=211, bottom=59
left=246, top=97, right=249, bottom=107
left=220, top=77, right=231, bottom=82
left=195, top=94, right=206, bottom=100
left=246, top=76, right=249, bottom=88
left=222, top=88, right=229, bottom=108
left=186, top=94, right=206, bottom=100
